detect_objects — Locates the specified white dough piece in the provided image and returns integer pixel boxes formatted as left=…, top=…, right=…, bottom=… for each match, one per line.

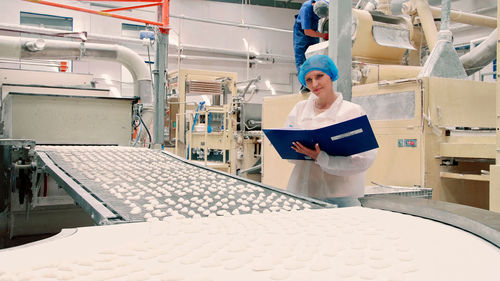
left=130, top=207, right=142, bottom=215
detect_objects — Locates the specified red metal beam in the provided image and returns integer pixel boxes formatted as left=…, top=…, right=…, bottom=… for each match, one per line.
left=78, top=1, right=162, bottom=2
left=102, top=3, right=161, bottom=13
left=23, top=0, right=168, bottom=28
left=160, top=0, right=169, bottom=34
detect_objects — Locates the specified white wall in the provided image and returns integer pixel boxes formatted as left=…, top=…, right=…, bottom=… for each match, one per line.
left=1, top=0, right=301, bottom=101
left=2, top=0, right=495, bottom=98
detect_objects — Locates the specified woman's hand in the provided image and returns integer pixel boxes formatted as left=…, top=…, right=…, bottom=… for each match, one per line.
left=292, top=142, right=321, bottom=161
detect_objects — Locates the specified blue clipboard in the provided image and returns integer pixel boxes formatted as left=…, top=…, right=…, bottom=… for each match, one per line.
left=263, top=115, right=378, bottom=160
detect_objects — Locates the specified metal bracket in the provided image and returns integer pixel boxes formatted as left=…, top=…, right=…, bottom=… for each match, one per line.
left=36, top=152, right=119, bottom=225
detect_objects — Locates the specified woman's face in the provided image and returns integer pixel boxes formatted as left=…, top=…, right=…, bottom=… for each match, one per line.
left=304, top=70, right=333, bottom=98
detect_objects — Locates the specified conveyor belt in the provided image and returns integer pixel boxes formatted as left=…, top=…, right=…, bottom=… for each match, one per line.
left=1, top=207, right=499, bottom=281
left=36, top=146, right=330, bottom=225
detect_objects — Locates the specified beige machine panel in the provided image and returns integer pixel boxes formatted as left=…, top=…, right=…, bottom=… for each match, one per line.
left=426, top=78, right=496, bottom=128
left=440, top=142, right=496, bottom=159
left=2, top=93, right=133, bottom=145
left=0, top=69, right=94, bottom=87
left=2, top=84, right=111, bottom=100
left=366, top=130, right=422, bottom=187
left=353, top=81, right=424, bottom=188
left=490, top=166, right=500, bottom=213
left=352, top=9, right=411, bottom=64
left=422, top=77, right=496, bottom=210
left=262, top=93, right=309, bottom=190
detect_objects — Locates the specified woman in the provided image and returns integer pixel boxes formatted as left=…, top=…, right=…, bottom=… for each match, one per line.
left=285, top=55, right=378, bottom=207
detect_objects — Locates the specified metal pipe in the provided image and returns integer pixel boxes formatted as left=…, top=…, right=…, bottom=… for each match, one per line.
left=0, top=35, right=153, bottom=105
left=440, top=0, right=451, bottom=31
left=428, top=6, right=497, bottom=28
left=170, top=14, right=292, bottom=34
left=171, top=54, right=268, bottom=64
left=363, top=64, right=422, bottom=84
left=329, top=0, right=352, bottom=100
left=0, top=23, right=295, bottom=64
left=460, top=29, right=498, bottom=76
left=0, top=22, right=145, bottom=45
left=153, top=2, right=168, bottom=145
left=414, top=0, right=439, bottom=51
left=23, top=0, right=165, bottom=27
left=0, top=59, right=60, bottom=68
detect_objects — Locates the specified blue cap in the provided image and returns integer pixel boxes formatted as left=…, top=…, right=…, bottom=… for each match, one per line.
left=313, top=1, right=329, bottom=18
left=298, top=55, right=339, bottom=87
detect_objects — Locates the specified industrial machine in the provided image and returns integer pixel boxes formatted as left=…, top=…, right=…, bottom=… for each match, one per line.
left=0, top=66, right=320, bottom=245
left=167, top=69, right=262, bottom=181
left=262, top=1, right=499, bottom=211
left=0, top=68, right=139, bottom=244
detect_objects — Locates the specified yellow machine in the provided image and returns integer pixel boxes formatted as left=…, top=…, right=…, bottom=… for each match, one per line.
left=168, top=69, right=261, bottom=181
left=262, top=2, right=498, bottom=211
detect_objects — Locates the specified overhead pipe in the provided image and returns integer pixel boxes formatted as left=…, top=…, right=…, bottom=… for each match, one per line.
left=0, top=35, right=153, bottom=105
left=170, top=14, right=292, bottom=34
left=0, top=23, right=294, bottom=65
left=403, top=0, right=497, bottom=53
left=460, top=29, right=498, bottom=76
left=0, top=22, right=146, bottom=45
left=428, top=6, right=497, bottom=28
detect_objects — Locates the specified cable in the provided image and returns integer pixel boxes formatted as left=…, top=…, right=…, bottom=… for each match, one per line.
left=147, top=45, right=154, bottom=86
left=187, top=101, right=205, bottom=158
left=133, top=121, right=143, bottom=147
left=139, top=114, right=152, bottom=148
left=244, top=88, right=257, bottom=103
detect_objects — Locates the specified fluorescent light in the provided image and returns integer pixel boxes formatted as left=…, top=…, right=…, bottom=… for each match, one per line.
left=265, top=80, right=276, bottom=95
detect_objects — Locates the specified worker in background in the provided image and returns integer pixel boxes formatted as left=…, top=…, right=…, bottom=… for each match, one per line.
left=293, top=0, right=329, bottom=93
left=285, top=55, right=378, bottom=207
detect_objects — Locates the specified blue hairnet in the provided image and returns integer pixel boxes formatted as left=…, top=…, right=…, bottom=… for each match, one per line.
left=298, top=54, right=339, bottom=87
left=313, top=1, right=329, bottom=18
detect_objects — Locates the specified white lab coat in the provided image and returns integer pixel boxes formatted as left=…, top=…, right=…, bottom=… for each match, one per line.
left=284, top=92, right=378, bottom=200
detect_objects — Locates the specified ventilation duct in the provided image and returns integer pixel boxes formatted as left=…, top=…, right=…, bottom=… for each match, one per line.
left=0, top=35, right=153, bottom=105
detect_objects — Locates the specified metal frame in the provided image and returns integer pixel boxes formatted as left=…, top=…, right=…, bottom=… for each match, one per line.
left=36, top=152, right=120, bottom=225
left=360, top=195, right=500, bottom=248
left=186, top=106, right=232, bottom=171
left=23, top=0, right=170, bottom=33
left=23, top=0, right=170, bottom=145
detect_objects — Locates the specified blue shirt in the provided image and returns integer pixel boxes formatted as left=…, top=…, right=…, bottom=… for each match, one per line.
left=296, top=0, right=320, bottom=34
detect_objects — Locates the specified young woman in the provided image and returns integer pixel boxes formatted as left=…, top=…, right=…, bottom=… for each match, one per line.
left=285, top=55, right=378, bottom=207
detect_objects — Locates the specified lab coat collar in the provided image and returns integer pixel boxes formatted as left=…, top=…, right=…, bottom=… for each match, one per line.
left=304, top=92, right=344, bottom=119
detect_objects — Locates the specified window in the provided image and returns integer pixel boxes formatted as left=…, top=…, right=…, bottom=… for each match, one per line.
left=20, top=12, right=73, bottom=31
left=122, top=23, right=146, bottom=38
left=12, top=12, right=73, bottom=72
